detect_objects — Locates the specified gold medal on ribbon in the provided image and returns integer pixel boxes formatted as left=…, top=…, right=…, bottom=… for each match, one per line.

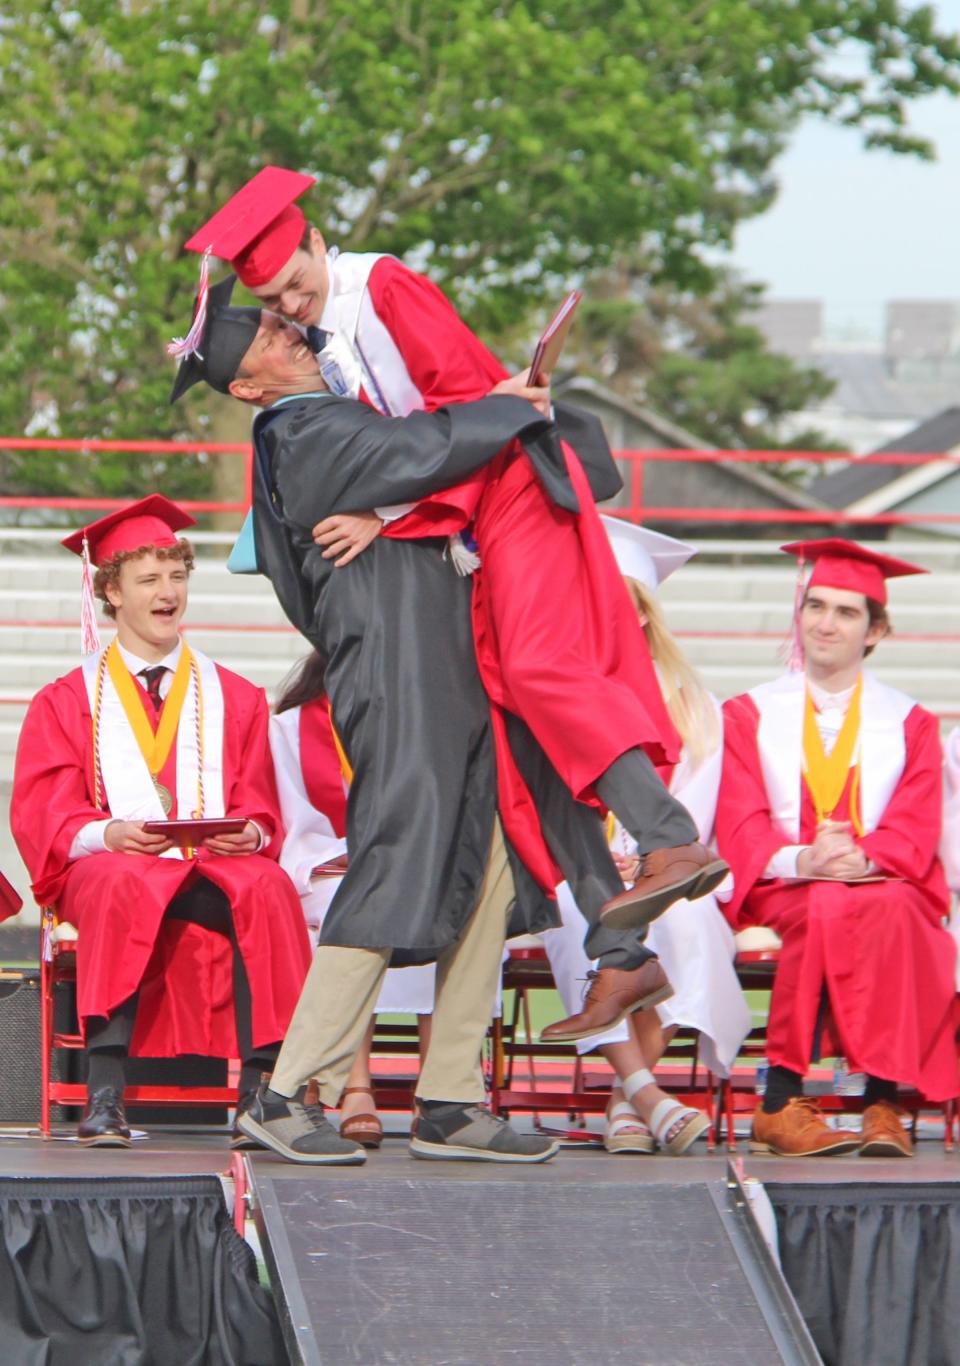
left=105, top=640, right=195, bottom=812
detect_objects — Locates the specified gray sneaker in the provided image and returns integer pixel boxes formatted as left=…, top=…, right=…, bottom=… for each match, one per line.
left=237, top=1083, right=366, bottom=1165
left=410, top=1102, right=559, bottom=1163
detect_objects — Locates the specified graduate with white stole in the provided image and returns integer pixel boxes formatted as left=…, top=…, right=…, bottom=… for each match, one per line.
left=9, top=496, right=310, bottom=1145
left=717, top=539, right=957, bottom=1159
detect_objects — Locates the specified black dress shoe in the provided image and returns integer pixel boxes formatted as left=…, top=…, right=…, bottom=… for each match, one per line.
left=230, top=1088, right=263, bottom=1149
left=77, top=1086, right=132, bottom=1147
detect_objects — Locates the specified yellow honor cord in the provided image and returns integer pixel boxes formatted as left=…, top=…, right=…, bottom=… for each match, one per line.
left=105, top=640, right=195, bottom=779
left=326, top=700, right=354, bottom=785
left=801, top=675, right=864, bottom=835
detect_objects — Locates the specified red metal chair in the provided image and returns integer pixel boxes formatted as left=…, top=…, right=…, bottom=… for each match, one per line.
left=722, top=924, right=953, bottom=1150
left=39, top=905, right=240, bottom=1136
left=488, top=941, right=719, bottom=1145
left=717, top=926, right=782, bottom=1148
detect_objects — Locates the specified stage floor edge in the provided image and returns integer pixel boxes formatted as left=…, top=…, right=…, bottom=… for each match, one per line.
left=246, top=1153, right=821, bottom=1366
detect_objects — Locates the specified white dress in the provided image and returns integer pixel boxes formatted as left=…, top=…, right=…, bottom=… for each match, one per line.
left=269, top=706, right=436, bottom=1014
left=534, top=698, right=751, bottom=1076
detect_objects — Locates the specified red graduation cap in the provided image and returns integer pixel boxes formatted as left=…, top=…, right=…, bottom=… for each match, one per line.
left=781, top=538, right=927, bottom=606
left=184, top=166, right=316, bottom=289
left=62, top=494, right=196, bottom=567
left=61, top=496, right=197, bottom=655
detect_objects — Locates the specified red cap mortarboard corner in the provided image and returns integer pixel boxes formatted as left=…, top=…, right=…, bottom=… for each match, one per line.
left=781, top=538, right=927, bottom=606
left=61, top=494, right=196, bottom=566
left=184, top=167, right=316, bottom=288
left=62, top=496, right=197, bottom=657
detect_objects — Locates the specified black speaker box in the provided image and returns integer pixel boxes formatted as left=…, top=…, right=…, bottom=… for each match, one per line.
left=0, top=971, right=228, bottom=1126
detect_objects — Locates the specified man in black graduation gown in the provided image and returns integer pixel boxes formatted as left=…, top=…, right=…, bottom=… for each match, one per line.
left=169, top=279, right=676, bottom=1165
left=171, top=279, right=572, bottom=1164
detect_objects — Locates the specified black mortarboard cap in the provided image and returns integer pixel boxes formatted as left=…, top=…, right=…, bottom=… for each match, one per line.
left=169, top=274, right=261, bottom=403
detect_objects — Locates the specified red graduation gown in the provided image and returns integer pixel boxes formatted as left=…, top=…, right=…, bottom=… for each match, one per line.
left=364, top=258, right=679, bottom=888
left=717, top=692, right=958, bottom=1101
left=10, top=665, right=311, bottom=1056
left=298, top=698, right=348, bottom=838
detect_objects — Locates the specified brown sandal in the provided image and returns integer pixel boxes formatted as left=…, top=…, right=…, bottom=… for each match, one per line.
left=339, top=1086, right=384, bottom=1149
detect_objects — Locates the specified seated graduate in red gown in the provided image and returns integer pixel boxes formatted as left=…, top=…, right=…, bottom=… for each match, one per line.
left=716, top=538, right=958, bottom=1159
left=9, top=496, right=311, bottom=1146
left=181, top=169, right=727, bottom=952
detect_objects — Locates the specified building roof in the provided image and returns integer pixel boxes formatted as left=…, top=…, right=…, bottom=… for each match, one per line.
left=557, top=376, right=826, bottom=512
left=810, top=406, right=960, bottom=511
left=806, top=351, right=960, bottom=422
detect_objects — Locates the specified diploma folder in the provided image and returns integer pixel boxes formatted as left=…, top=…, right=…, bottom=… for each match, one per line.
left=142, top=817, right=246, bottom=846
left=312, top=855, right=349, bottom=877
left=529, top=290, right=582, bottom=384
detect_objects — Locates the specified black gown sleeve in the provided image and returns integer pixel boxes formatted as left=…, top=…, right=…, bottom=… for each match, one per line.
left=263, top=393, right=554, bottom=527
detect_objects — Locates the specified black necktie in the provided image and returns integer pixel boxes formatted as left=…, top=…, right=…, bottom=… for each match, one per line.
left=306, top=325, right=329, bottom=354
left=141, top=665, right=167, bottom=716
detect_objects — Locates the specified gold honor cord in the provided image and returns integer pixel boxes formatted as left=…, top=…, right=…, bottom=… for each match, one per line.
left=802, top=675, right=865, bottom=836
left=326, top=699, right=354, bottom=786
left=105, top=641, right=195, bottom=811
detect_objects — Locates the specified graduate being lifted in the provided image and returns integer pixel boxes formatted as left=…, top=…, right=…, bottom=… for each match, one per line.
left=8, top=497, right=311, bottom=1146
left=177, top=168, right=728, bottom=1044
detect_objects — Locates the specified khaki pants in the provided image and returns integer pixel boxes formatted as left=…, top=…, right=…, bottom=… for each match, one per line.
left=270, top=820, right=514, bottom=1106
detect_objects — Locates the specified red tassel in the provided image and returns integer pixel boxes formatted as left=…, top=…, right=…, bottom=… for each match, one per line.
left=167, top=249, right=211, bottom=359
left=80, top=534, right=102, bottom=656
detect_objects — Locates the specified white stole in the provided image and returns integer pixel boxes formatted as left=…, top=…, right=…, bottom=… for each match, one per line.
left=752, top=670, right=912, bottom=841
left=323, top=249, right=425, bottom=518
left=322, top=250, right=424, bottom=415
left=82, top=646, right=226, bottom=860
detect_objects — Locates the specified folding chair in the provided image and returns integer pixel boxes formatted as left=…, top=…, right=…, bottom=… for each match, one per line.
left=722, top=924, right=952, bottom=1150
left=39, top=905, right=239, bottom=1136
left=488, top=940, right=718, bottom=1145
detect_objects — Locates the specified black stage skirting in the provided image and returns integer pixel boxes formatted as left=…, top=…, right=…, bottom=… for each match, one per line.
left=0, top=1174, right=286, bottom=1365
left=769, top=1180, right=960, bottom=1366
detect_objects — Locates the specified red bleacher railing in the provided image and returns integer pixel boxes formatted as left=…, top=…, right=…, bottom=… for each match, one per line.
left=3, top=441, right=960, bottom=525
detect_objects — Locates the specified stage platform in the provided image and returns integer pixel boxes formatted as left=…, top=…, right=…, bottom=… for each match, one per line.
left=4, top=1129, right=960, bottom=1364
left=3, top=1126, right=959, bottom=1183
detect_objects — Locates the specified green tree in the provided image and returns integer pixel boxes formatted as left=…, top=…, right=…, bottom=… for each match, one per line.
left=0, top=0, right=957, bottom=500
left=575, top=260, right=839, bottom=457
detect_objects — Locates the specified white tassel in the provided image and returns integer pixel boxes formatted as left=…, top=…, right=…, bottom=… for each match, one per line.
left=167, top=248, right=211, bottom=358
left=446, top=532, right=481, bottom=577
left=80, top=534, right=102, bottom=655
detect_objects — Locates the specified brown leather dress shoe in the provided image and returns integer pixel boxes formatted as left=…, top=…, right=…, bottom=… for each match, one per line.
left=77, top=1086, right=132, bottom=1148
left=750, top=1097, right=859, bottom=1157
left=859, top=1100, right=913, bottom=1158
left=540, top=960, right=673, bottom=1042
left=599, top=843, right=729, bottom=930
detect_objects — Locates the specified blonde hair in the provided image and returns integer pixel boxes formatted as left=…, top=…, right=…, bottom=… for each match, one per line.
left=624, top=576, right=720, bottom=768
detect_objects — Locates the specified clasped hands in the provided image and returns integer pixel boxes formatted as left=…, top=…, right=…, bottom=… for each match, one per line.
left=796, top=820, right=870, bottom=881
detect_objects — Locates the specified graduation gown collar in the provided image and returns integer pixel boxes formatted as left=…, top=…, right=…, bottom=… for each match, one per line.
left=81, top=643, right=226, bottom=849
left=750, top=669, right=914, bottom=840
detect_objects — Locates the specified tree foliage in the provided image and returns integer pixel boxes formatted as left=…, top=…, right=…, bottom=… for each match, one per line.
left=576, top=259, right=840, bottom=453
left=0, top=0, right=957, bottom=490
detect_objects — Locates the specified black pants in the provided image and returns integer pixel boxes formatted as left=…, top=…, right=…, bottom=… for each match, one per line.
left=86, top=879, right=278, bottom=1075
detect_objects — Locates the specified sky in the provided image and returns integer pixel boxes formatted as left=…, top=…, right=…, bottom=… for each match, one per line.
left=729, top=0, right=960, bottom=342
